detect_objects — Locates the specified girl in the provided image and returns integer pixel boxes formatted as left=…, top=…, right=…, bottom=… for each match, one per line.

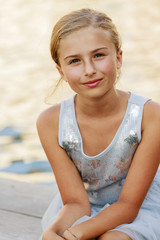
left=37, top=8, right=160, bottom=240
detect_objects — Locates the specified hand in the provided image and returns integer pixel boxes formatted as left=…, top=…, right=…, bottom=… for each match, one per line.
left=62, top=227, right=81, bottom=240
left=42, top=229, right=63, bottom=240
left=62, top=230, right=73, bottom=240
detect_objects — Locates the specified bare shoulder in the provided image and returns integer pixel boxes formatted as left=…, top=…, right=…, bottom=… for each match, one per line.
left=142, top=100, right=160, bottom=131
left=144, top=100, right=160, bottom=116
left=36, top=104, right=61, bottom=133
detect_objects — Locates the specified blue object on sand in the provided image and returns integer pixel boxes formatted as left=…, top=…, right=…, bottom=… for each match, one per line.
left=0, top=160, right=52, bottom=174
left=0, top=126, right=22, bottom=140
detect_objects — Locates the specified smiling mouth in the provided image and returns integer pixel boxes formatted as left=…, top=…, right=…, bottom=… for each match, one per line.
left=83, top=79, right=102, bottom=88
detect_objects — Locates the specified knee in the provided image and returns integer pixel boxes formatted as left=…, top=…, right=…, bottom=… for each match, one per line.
left=98, top=231, right=132, bottom=240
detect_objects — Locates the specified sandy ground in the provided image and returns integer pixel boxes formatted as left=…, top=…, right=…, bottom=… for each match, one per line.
left=0, top=0, right=160, bottom=184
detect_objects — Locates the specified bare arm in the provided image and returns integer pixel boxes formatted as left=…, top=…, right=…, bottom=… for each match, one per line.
left=37, top=105, right=91, bottom=239
left=62, top=101, right=160, bottom=240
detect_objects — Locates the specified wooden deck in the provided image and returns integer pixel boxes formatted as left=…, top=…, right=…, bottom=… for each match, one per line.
left=0, top=178, right=58, bottom=240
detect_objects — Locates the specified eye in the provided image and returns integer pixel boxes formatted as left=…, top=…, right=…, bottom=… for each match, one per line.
left=94, top=53, right=105, bottom=58
left=69, top=58, right=80, bottom=64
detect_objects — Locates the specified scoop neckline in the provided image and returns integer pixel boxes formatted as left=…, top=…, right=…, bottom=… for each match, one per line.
left=71, top=93, right=132, bottom=160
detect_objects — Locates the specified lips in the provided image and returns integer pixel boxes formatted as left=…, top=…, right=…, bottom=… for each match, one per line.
left=83, top=79, right=102, bottom=88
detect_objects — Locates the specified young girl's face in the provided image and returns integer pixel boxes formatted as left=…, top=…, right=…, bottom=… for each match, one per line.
left=57, top=26, right=122, bottom=99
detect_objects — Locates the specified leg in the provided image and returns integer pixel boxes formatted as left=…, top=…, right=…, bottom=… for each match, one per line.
left=98, top=230, right=132, bottom=240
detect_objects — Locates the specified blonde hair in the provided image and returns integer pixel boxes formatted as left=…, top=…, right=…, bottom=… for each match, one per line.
left=50, top=8, right=122, bottom=66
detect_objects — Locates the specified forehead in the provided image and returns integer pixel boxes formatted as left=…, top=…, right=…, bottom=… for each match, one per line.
left=58, top=26, right=114, bottom=57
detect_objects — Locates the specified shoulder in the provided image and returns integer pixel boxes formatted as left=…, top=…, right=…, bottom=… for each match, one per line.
left=142, top=100, right=160, bottom=133
left=143, top=100, right=160, bottom=121
left=36, top=104, right=61, bottom=134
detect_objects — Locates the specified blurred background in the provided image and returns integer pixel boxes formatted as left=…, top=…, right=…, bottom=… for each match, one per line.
left=0, top=0, right=160, bottom=185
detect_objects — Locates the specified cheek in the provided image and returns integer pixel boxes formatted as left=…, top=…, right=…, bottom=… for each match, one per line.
left=97, top=59, right=117, bottom=76
left=64, top=67, right=82, bottom=82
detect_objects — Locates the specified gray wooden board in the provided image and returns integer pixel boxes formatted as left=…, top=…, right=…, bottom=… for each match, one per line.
left=0, top=178, right=58, bottom=217
left=0, top=178, right=59, bottom=240
left=0, top=209, right=41, bottom=240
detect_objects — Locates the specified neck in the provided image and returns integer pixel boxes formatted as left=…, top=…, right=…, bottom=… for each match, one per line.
left=75, top=89, right=123, bottom=118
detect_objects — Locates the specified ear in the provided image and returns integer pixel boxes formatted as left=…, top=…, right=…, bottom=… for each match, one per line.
left=56, top=64, right=64, bottom=79
left=117, top=50, right=123, bottom=69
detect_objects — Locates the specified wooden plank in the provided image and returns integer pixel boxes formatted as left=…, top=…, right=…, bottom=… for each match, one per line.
left=0, top=178, right=59, bottom=240
left=0, top=178, right=58, bottom=217
left=0, top=209, right=42, bottom=240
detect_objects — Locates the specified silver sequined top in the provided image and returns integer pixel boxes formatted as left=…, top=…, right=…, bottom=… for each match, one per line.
left=59, top=93, right=149, bottom=207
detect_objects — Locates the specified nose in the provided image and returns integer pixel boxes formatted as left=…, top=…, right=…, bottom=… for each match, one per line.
left=84, top=60, right=96, bottom=76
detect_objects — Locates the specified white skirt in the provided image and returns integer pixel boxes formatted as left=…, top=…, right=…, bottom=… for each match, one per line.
left=41, top=168, right=160, bottom=240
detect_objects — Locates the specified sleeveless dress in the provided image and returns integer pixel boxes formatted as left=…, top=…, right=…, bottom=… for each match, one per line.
left=41, top=92, right=160, bottom=240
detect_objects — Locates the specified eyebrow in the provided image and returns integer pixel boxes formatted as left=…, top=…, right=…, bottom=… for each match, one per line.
left=64, top=47, right=108, bottom=61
